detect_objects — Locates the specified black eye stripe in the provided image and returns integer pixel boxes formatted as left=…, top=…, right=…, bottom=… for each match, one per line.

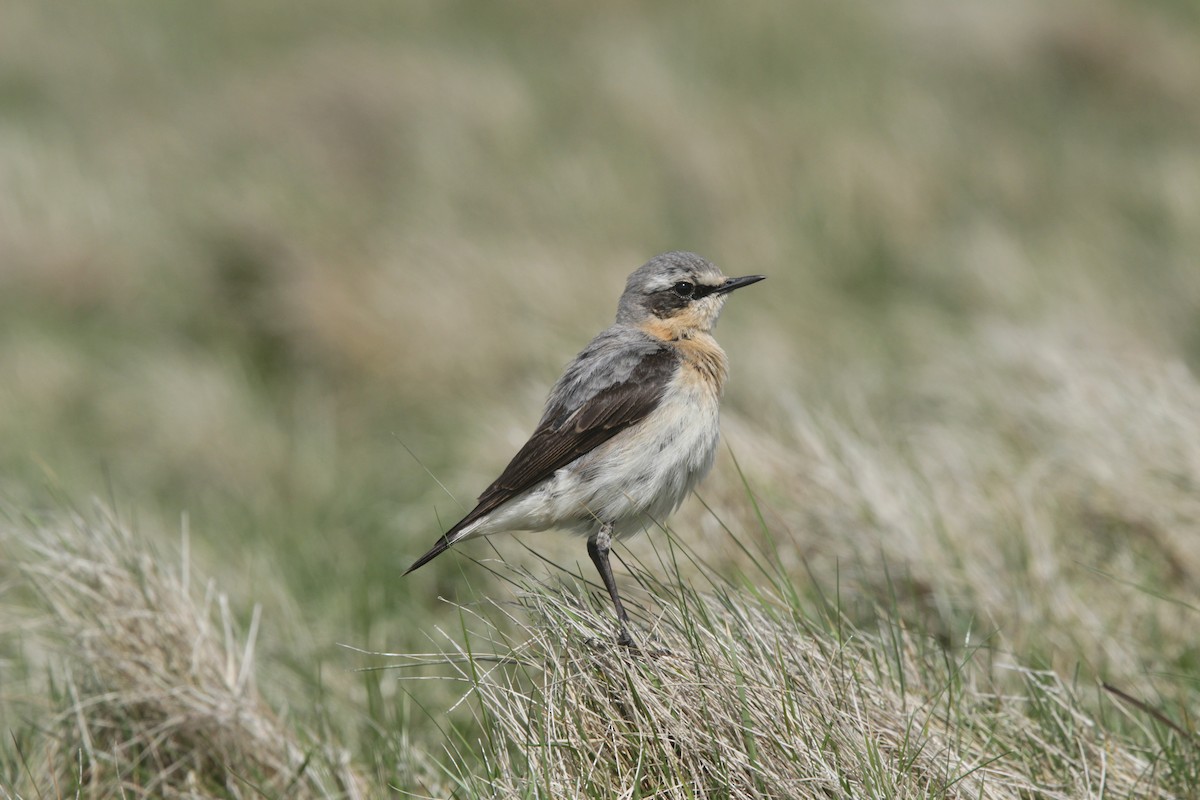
left=665, top=282, right=720, bottom=300
left=646, top=281, right=722, bottom=317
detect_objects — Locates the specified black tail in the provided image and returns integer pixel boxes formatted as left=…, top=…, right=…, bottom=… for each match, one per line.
left=406, top=500, right=495, bottom=575
left=404, top=535, right=452, bottom=574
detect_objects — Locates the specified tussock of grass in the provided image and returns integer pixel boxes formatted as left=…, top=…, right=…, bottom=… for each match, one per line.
left=399, top=549, right=1191, bottom=799
left=1, top=506, right=367, bottom=799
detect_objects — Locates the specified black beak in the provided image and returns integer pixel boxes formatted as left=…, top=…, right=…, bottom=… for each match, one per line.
left=716, top=274, right=766, bottom=294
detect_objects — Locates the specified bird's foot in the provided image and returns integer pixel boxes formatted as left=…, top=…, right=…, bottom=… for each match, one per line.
left=615, top=629, right=670, bottom=658
left=581, top=628, right=668, bottom=658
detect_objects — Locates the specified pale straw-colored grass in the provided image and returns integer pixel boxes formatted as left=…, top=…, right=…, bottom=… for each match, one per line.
left=405, top=551, right=1185, bottom=799
left=2, top=506, right=369, bottom=799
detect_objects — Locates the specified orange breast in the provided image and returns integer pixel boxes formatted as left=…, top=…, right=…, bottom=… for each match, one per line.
left=676, top=334, right=729, bottom=394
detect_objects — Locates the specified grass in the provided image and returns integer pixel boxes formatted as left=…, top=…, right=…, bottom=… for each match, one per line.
left=0, top=505, right=359, bottom=797
left=4, top=506, right=1197, bottom=797
left=3, top=0, right=1200, bottom=796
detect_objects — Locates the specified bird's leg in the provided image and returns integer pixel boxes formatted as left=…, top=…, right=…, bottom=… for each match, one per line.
left=587, top=524, right=635, bottom=648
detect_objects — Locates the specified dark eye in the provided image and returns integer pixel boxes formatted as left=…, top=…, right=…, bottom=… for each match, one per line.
left=672, top=281, right=695, bottom=299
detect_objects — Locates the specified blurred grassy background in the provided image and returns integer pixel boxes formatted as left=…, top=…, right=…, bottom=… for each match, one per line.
left=3, top=0, right=1200, bottom=793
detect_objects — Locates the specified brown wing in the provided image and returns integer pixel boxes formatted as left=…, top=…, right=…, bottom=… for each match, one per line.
left=404, top=346, right=677, bottom=573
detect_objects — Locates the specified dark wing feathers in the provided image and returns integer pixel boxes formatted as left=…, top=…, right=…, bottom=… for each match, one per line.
left=484, top=349, right=675, bottom=503
left=404, top=344, right=677, bottom=573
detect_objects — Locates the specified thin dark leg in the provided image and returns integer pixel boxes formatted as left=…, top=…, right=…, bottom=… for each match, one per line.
left=587, top=524, right=634, bottom=648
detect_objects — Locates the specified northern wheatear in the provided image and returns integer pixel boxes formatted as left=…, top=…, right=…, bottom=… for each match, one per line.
left=405, top=251, right=764, bottom=647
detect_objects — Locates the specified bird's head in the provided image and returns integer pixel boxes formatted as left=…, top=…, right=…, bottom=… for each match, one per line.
left=616, top=251, right=764, bottom=340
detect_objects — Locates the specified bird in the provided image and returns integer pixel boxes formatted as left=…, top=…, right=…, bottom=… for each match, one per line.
left=405, top=251, right=764, bottom=647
